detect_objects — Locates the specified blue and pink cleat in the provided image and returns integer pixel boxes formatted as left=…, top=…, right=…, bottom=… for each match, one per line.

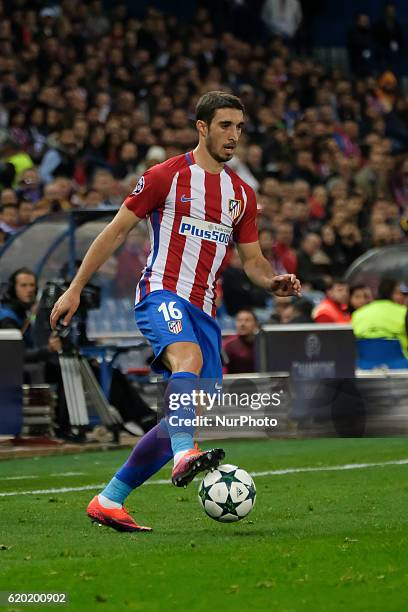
left=171, top=444, right=225, bottom=487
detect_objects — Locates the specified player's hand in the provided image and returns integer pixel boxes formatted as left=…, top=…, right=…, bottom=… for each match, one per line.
left=50, top=287, right=81, bottom=329
left=270, top=274, right=301, bottom=297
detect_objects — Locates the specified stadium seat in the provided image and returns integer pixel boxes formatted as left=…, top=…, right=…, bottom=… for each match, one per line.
left=356, top=338, right=408, bottom=370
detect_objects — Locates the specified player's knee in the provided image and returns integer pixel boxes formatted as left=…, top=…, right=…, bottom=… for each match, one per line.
left=165, top=342, right=203, bottom=375
left=185, top=348, right=203, bottom=375
left=177, top=346, right=203, bottom=375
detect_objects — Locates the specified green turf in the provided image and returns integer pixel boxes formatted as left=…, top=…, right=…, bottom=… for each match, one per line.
left=1, top=438, right=408, bottom=611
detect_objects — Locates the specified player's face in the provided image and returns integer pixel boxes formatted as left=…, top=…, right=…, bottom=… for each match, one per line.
left=204, top=108, right=244, bottom=163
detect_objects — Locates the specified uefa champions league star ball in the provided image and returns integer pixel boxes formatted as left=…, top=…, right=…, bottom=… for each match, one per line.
left=198, top=464, right=256, bottom=522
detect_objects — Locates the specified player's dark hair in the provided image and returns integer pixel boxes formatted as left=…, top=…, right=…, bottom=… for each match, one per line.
left=196, top=91, right=245, bottom=126
left=377, top=277, right=398, bottom=300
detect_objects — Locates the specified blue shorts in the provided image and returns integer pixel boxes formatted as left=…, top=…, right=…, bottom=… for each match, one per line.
left=134, top=290, right=222, bottom=379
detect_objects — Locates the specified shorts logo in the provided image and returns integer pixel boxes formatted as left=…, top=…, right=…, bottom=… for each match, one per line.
left=132, top=176, right=145, bottom=195
left=228, top=198, right=242, bottom=220
left=168, top=320, right=182, bottom=334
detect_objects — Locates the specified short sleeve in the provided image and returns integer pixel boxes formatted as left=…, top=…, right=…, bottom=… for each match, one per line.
left=124, top=165, right=169, bottom=219
left=233, top=185, right=259, bottom=244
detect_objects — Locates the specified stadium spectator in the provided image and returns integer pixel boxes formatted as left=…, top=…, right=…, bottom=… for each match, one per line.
left=375, top=71, right=399, bottom=114
left=223, top=310, right=259, bottom=374
left=374, top=3, right=404, bottom=74
left=34, top=181, right=72, bottom=217
left=309, top=185, right=328, bottom=221
left=0, top=188, right=18, bottom=207
left=138, top=146, right=167, bottom=174
left=349, top=284, right=373, bottom=313
left=280, top=296, right=314, bottom=324
left=391, top=158, right=408, bottom=208
left=258, top=228, right=287, bottom=275
left=352, top=277, right=408, bottom=357
left=221, top=249, right=269, bottom=316
left=273, top=222, right=298, bottom=274
left=313, top=279, right=351, bottom=323
left=270, top=296, right=292, bottom=323
left=39, top=129, right=80, bottom=184
left=17, top=200, right=34, bottom=229
left=113, top=226, right=150, bottom=298
left=91, top=169, right=123, bottom=208
left=112, top=142, right=139, bottom=180
left=16, top=168, right=43, bottom=204
left=262, top=0, right=302, bottom=39
left=337, top=223, right=364, bottom=268
left=81, top=189, right=104, bottom=209
left=0, top=203, right=20, bottom=239
left=227, top=143, right=261, bottom=191
left=0, top=136, right=33, bottom=188
left=296, top=232, right=329, bottom=290
left=347, top=13, right=375, bottom=77
left=354, top=148, right=390, bottom=203
left=370, top=222, right=393, bottom=248
left=320, top=224, right=347, bottom=277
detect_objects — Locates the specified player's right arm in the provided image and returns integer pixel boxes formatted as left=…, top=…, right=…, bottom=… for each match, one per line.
left=50, top=161, right=175, bottom=329
left=50, top=205, right=141, bottom=329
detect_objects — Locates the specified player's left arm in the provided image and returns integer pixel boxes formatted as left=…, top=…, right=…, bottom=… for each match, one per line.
left=237, top=241, right=301, bottom=297
left=233, top=184, right=301, bottom=297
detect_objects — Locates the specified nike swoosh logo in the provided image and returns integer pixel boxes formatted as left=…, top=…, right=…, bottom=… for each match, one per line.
left=180, top=195, right=195, bottom=202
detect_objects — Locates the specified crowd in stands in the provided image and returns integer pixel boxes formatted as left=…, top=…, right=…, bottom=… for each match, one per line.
left=0, top=0, right=407, bottom=327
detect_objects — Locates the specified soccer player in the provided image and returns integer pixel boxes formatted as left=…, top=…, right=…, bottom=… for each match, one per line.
left=50, top=91, right=301, bottom=532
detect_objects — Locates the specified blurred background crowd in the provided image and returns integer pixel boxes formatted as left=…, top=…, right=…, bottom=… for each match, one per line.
left=0, top=0, right=407, bottom=327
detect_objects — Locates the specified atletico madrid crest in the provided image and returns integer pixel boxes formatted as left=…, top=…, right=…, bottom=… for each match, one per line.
left=228, top=198, right=242, bottom=220
left=168, top=320, right=183, bottom=334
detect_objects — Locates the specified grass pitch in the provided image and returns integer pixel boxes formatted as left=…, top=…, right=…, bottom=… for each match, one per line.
left=1, top=438, right=408, bottom=611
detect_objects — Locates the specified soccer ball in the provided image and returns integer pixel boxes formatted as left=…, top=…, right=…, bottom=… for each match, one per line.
left=198, top=464, right=256, bottom=522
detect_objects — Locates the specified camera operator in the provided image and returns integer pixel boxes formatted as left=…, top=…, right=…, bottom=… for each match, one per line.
left=43, top=266, right=157, bottom=437
left=0, top=267, right=62, bottom=361
left=0, top=267, right=156, bottom=438
left=0, top=267, right=68, bottom=433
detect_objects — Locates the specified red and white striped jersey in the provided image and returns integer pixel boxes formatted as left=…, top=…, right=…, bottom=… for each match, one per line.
left=124, top=151, right=258, bottom=317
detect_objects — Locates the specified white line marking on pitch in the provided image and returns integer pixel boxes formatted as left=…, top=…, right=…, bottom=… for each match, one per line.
left=2, top=475, right=38, bottom=481
left=1, top=458, right=407, bottom=498
left=50, top=472, right=85, bottom=477
left=3, top=471, right=85, bottom=481
left=251, top=458, right=408, bottom=476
